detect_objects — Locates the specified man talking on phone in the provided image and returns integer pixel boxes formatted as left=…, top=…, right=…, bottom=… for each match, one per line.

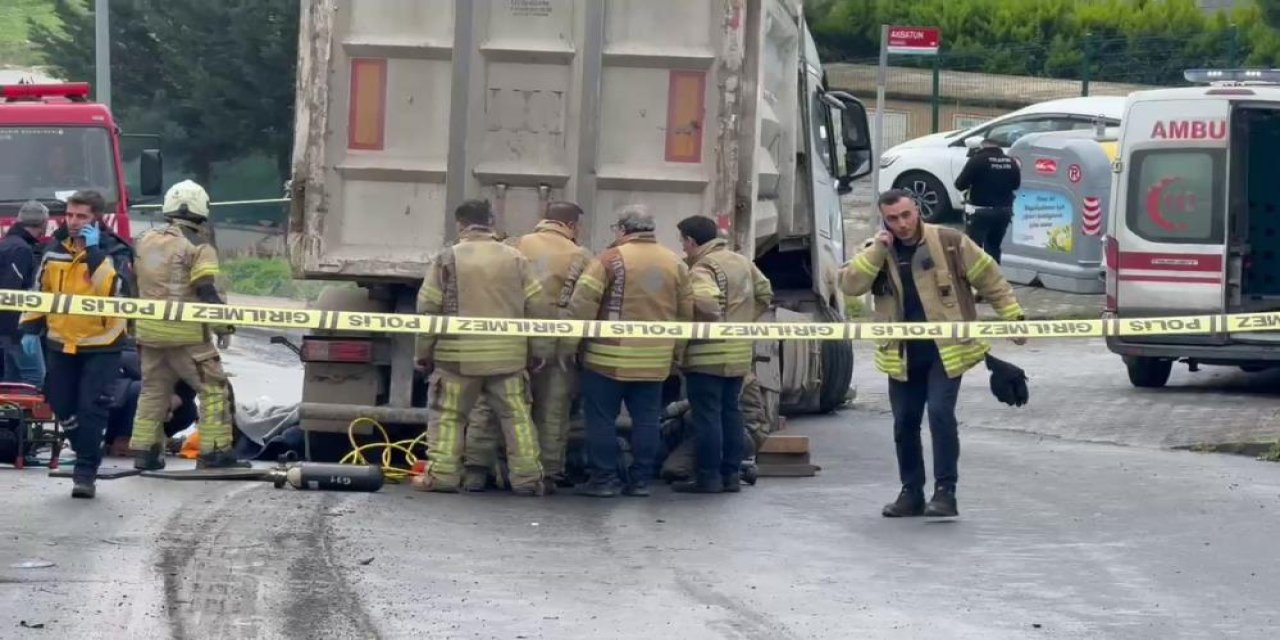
left=20, top=190, right=135, bottom=499
left=839, top=189, right=1024, bottom=518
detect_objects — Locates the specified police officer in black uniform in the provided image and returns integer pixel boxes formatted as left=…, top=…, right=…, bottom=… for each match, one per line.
left=955, top=138, right=1021, bottom=264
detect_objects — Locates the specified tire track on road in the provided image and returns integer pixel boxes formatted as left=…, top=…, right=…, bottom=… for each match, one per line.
left=157, top=485, right=379, bottom=640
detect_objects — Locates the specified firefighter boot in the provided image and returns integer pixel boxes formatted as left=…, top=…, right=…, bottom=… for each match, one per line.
left=924, top=485, right=959, bottom=518
left=882, top=487, right=926, bottom=518
left=721, top=472, right=742, bottom=493
left=133, top=444, right=166, bottom=471
left=197, top=447, right=251, bottom=470
left=462, top=466, right=489, bottom=493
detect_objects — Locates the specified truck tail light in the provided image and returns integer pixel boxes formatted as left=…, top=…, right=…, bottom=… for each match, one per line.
left=1103, top=234, right=1119, bottom=313
left=301, top=338, right=373, bottom=363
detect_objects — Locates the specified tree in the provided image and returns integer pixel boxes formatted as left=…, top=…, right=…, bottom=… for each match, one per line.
left=28, top=0, right=171, bottom=133
left=1259, top=0, right=1280, bottom=30
left=29, top=0, right=299, bottom=185
left=806, top=0, right=1280, bottom=86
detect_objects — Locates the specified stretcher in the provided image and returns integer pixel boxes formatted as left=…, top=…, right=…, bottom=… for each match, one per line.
left=0, top=382, right=61, bottom=470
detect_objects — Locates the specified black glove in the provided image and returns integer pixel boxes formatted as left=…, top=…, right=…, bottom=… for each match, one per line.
left=985, top=354, right=1029, bottom=407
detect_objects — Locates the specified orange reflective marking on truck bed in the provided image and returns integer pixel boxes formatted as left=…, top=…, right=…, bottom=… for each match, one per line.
left=665, top=70, right=706, bottom=163
left=348, top=58, right=387, bottom=151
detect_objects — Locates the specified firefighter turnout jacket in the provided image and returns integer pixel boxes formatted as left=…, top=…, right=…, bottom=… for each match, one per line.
left=683, top=238, right=773, bottom=377
left=564, top=232, right=693, bottom=382
left=133, top=220, right=222, bottom=346
left=839, top=223, right=1023, bottom=380
left=416, top=226, right=553, bottom=376
left=20, top=226, right=134, bottom=354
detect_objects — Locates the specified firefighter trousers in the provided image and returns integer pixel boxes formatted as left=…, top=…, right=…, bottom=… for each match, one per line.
left=129, top=343, right=232, bottom=454
left=463, top=366, right=576, bottom=479
left=425, top=369, right=542, bottom=492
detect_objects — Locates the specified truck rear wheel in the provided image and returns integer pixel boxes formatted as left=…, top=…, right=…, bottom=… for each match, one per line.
left=1125, top=357, right=1172, bottom=389
left=817, top=305, right=854, bottom=413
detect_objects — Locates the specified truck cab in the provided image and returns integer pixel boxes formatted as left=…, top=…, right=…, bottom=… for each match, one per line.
left=1104, top=69, right=1280, bottom=386
left=0, top=82, right=162, bottom=238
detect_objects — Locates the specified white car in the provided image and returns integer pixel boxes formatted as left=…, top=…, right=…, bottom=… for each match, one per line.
left=877, top=96, right=1126, bottom=221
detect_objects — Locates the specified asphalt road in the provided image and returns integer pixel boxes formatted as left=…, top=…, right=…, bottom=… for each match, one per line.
left=3, top=334, right=1279, bottom=639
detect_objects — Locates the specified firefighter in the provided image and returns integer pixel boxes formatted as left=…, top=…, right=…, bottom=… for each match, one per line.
left=19, top=190, right=136, bottom=499
left=839, top=189, right=1024, bottom=518
left=461, top=201, right=594, bottom=493
left=563, top=204, right=693, bottom=498
left=128, top=180, right=246, bottom=471
left=670, top=215, right=773, bottom=493
left=414, top=199, right=551, bottom=496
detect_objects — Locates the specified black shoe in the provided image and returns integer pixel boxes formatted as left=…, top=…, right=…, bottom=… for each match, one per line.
left=133, top=444, right=166, bottom=471
left=71, top=481, right=96, bottom=499
left=881, top=487, right=926, bottom=518
left=196, top=448, right=251, bottom=470
left=722, top=472, right=742, bottom=493
left=71, top=470, right=96, bottom=499
left=739, top=463, right=758, bottom=486
left=622, top=481, right=652, bottom=497
left=924, top=485, right=958, bottom=518
left=672, top=476, right=723, bottom=494
left=575, top=478, right=620, bottom=498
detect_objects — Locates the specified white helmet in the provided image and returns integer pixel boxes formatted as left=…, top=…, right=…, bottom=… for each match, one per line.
left=163, top=179, right=210, bottom=219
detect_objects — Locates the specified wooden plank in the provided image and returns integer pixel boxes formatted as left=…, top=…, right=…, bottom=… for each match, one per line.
left=755, top=463, right=819, bottom=478
left=758, top=434, right=809, bottom=454
left=756, top=451, right=811, bottom=466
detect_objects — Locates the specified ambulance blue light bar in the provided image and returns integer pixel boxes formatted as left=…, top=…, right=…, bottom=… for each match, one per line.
left=1184, top=68, right=1280, bottom=84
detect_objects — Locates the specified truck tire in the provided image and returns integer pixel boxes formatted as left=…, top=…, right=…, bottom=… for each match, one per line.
left=817, top=305, right=854, bottom=413
left=1124, top=357, right=1172, bottom=389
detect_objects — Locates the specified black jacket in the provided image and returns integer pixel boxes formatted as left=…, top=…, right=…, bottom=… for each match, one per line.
left=0, top=225, right=42, bottom=338
left=955, top=147, right=1021, bottom=208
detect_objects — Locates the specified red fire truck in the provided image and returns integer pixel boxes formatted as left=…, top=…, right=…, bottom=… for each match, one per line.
left=0, top=82, right=162, bottom=239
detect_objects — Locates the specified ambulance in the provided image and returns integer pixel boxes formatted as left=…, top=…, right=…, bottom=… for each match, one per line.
left=1104, top=69, right=1280, bottom=387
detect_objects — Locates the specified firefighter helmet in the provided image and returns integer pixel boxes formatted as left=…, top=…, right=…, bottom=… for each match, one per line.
left=162, top=179, right=210, bottom=219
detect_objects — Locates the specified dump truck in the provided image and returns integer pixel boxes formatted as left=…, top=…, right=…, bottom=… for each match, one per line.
left=287, top=0, right=872, bottom=446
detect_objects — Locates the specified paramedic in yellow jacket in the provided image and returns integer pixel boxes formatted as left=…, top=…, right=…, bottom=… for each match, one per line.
left=129, top=180, right=246, bottom=471
left=462, top=201, right=593, bottom=493
left=839, top=188, right=1024, bottom=519
left=563, top=204, right=694, bottom=498
left=415, top=199, right=552, bottom=496
left=19, top=190, right=136, bottom=499
left=671, top=215, right=773, bottom=495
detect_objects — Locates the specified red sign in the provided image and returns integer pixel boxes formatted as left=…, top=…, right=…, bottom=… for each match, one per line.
left=1068, top=164, right=1083, bottom=183
left=1145, top=177, right=1197, bottom=232
left=887, top=27, right=941, bottom=55
left=1034, top=158, right=1058, bottom=175
left=1150, top=120, right=1227, bottom=141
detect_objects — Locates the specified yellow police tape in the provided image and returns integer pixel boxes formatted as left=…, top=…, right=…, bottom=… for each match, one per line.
left=2, top=289, right=1279, bottom=341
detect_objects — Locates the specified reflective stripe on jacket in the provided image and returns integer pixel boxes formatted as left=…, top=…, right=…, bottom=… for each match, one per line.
left=20, top=229, right=131, bottom=354
left=134, top=221, right=221, bottom=346
left=415, top=227, right=552, bottom=376
left=564, top=232, right=693, bottom=382
left=507, top=220, right=593, bottom=352
left=838, top=223, right=1023, bottom=381
left=682, top=239, right=773, bottom=377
